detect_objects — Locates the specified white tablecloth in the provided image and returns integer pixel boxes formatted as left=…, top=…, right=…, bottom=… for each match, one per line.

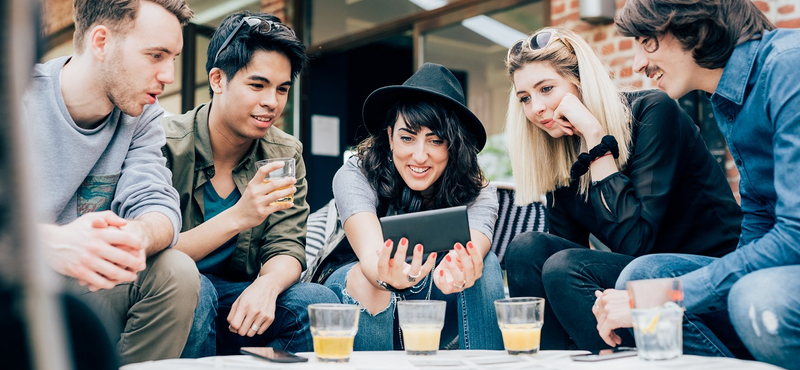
left=122, top=350, right=783, bottom=370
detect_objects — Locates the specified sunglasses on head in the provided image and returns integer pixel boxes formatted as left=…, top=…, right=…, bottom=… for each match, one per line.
left=507, top=29, right=573, bottom=59
left=213, top=16, right=295, bottom=65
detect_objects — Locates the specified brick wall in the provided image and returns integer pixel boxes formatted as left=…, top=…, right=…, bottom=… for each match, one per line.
left=551, top=0, right=800, bottom=202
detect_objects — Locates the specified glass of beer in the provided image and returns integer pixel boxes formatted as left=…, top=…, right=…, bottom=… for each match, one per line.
left=255, top=158, right=295, bottom=205
left=494, top=297, right=545, bottom=355
left=308, top=304, right=360, bottom=363
left=397, top=300, right=446, bottom=355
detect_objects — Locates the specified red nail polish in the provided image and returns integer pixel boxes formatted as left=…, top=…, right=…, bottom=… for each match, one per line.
left=431, top=252, right=437, bottom=259
left=388, top=260, right=394, bottom=267
left=416, top=244, right=423, bottom=252
left=467, top=241, right=474, bottom=249
left=439, top=270, right=444, bottom=277
left=401, top=237, right=408, bottom=245
left=446, top=255, right=452, bottom=262
left=385, top=239, right=392, bottom=247
left=455, top=243, right=462, bottom=250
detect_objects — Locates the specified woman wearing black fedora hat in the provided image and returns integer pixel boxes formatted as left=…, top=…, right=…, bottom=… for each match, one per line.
left=323, top=63, right=504, bottom=351
left=502, top=28, right=742, bottom=354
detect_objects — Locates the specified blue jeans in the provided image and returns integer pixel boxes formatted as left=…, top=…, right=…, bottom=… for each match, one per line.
left=728, top=266, right=800, bottom=370
left=615, top=254, right=750, bottom=359
left=323, top=253, right=505, bottom=351
left=182, top=274, right=339, bottom=357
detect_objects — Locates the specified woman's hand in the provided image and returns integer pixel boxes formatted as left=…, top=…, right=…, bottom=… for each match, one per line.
left=553, top=93, right=606, bottom=146
left=433, top=241, right=483, bottom=295
left=376, top=237, right=437, bottom=290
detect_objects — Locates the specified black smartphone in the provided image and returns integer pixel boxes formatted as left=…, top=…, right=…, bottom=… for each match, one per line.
left=570, top=347, right=637, bottom=362
left=240, top=347, right=308, bottom=363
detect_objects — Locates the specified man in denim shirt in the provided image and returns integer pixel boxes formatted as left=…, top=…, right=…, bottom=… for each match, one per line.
left=591, top=0, right=800, bottom=368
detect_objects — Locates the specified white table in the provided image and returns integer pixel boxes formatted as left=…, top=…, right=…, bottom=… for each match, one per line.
left=122, top=350, right=783, bottom=370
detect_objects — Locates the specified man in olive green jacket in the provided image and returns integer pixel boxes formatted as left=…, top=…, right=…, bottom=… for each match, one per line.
left=161, top=12, right=338, bottom=357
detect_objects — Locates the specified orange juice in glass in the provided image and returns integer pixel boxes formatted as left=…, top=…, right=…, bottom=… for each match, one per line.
left=494, top=297, right=545, bottom=355
left=308, top=304, right=359, bottom=363
left=255, top=158, right=295, bottom=205
left=398, top=300, right=446, bottom=355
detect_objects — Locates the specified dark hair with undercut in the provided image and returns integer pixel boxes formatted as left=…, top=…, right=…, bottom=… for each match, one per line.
left=356, top=97, right=485, bottom=212
left=73, top=0, right=193, bottom=54
left=206, top=11, right=307, bottom=96
left=615, top=0, right=774, bottom=69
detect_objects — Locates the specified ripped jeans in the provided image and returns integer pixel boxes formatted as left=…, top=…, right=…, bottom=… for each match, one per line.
left=323, top=253, right=505, bottom=351
left=617, top=255, right=800, bottom=369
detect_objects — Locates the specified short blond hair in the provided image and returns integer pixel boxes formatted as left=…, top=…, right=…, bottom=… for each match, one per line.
left=505, top=28, right=632, bottom=204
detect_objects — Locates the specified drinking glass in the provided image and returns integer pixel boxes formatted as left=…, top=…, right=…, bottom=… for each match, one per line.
left=397, top=300, right=447, bottom=355
left=255, top=158, right=295, bottom=205
left=308, top=304, right=359, bottom=363
left=494, top=297, right=545, bottom=355
left=627, top=278, right=684, bottom=360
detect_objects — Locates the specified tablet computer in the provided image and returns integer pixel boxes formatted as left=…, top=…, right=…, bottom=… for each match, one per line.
left=380, top=205, right=470, bottom=258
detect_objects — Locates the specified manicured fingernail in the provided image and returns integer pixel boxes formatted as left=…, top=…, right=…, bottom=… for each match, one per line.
left=400, top=237, right=408, bottom=246
left=467, top=241, right=474, bottom=249
left=416, top=244, right=423, bottom=252
left=388, top=260, right=394, bottom=267
left=439, top=270, right=444, bottom=277
left=431, top=252, right=437, bottom=259
left=446, top=255, right=452, bottom=262
left=385, top=239, right=392, bottom=247
left=455, top=243, right=462, bottom=250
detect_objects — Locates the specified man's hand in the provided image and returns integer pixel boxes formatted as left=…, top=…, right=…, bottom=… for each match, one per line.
left=227, top=276, right=281, bottom=337
left=41, top=211, right=145, bottom=291
left=592, top=289, right=633, bottom=347
left=232, top=162, right=297, bottom=230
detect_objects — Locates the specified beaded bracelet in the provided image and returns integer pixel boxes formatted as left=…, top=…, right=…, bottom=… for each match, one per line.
left=570, top=135, right=619, bottom=180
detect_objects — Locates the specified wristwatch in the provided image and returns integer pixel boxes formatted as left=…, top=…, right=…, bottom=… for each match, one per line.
left=376, top=280, right=412, bottom=295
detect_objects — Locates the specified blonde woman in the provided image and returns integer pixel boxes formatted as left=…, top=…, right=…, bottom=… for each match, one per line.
left=503, top=28, right=742, bottom=353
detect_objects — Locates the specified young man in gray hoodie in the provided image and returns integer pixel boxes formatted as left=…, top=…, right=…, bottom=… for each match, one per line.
left=25, top=0, right=198, bottom=364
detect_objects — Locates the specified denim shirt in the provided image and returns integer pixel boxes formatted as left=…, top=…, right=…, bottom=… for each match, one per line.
left=681, top=29, right=800, bottom=313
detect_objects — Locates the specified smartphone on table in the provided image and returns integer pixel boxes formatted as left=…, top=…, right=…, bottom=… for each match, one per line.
left=570, top=347, right=637, bottom=362
left=240, top=347, right=309, bottom=363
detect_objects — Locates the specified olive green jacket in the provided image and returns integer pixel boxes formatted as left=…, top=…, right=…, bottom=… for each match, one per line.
left=161, top=102, right=309, bottom=279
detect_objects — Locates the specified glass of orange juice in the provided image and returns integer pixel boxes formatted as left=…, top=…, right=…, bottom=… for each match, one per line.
left=397, top=300, right=446, bottom=355
left=255, top=158, right=295, bottom=205
left=308, top=304, right=360, bottom=363
left=494, top=297, right=545, bottom=355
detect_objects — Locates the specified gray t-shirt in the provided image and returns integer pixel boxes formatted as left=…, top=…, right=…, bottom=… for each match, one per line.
left=25, top=56, right=181, bottom=245
left=333, top=156, right=498, bottom=240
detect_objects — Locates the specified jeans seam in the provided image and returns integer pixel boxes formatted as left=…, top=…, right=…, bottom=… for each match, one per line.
left=274, top=301, right=301, bottom=350
left=458, top=291, right=469, bottom=349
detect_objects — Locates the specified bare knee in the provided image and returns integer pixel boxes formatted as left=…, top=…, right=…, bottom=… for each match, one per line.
left=346, top=263, right=391, bottom=315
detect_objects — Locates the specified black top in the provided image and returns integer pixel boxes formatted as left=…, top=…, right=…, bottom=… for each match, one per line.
left=548, top=90, right=742, bottom=257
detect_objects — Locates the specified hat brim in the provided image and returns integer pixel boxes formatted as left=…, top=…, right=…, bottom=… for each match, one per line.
left=362, top=85, right=487, bottom=151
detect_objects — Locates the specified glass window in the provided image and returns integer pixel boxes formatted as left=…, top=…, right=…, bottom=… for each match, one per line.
left=310, top=0, right=459, bottom=45
left=421, top=1, right=547, bottom=181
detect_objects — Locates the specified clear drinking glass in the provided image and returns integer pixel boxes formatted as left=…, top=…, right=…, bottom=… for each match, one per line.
left=308, top=304, right=360, bottom=363
left=255, top=157, right=295, bottom=205
left=626, top=278, right=684, bottom=360
left=397, top=300, right=447, bottom=355
left=494, top=297, right=545, bottom=355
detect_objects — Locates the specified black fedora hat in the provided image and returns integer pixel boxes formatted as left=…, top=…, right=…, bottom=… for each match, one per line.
left=362, top=63, right=487, bottom=150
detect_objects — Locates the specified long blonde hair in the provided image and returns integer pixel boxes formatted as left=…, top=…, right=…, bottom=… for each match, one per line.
left=505, top=28, right=632, bottom=204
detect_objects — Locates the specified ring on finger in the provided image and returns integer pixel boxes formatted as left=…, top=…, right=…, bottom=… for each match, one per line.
left=407, top=270, right=422, bottom=282
left=593, top=297, right=601, bottom=310
left=453, top=279, right=467, bottom=289
left=250, top=324, right=260, bottom=332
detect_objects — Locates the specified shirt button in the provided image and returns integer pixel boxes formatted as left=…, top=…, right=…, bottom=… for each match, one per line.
left=726, top=116, right=733, bottom=122
left=735, top=159, right=742, bottom=166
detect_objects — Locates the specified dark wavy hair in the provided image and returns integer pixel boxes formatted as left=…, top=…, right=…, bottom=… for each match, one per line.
left=615, top=0, right=774, bottom=69
left=356, top=97, right=485, bottom=212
